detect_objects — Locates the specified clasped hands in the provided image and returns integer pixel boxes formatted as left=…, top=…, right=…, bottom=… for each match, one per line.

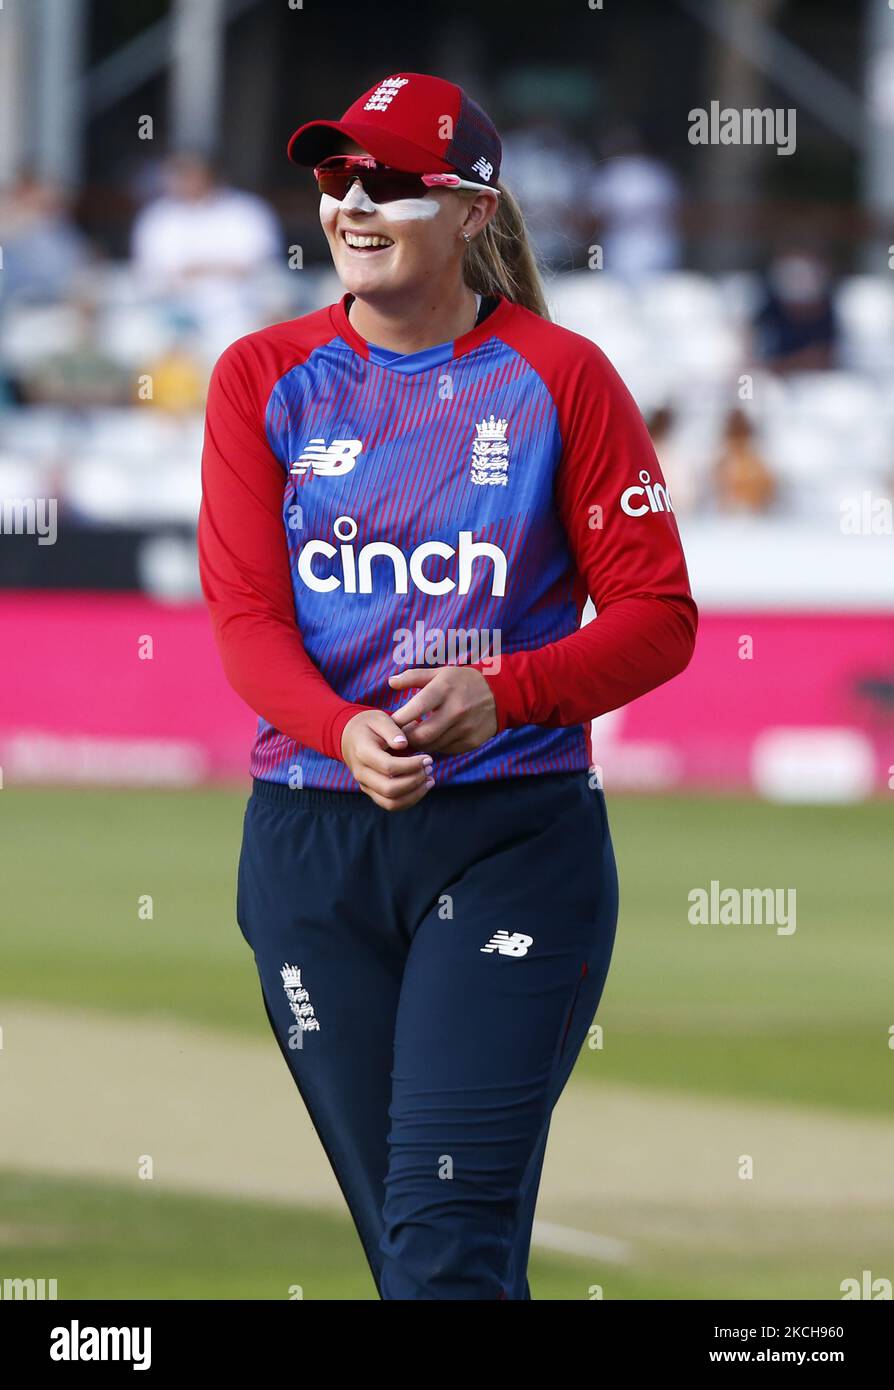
left=340, top=665, right=498, bottom=811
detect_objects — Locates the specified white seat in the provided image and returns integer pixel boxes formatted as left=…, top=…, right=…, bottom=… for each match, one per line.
left=835, top=276, right=894, bottom=374
left=836, top=275, right=894, bottom=338
left=98, top=306, right=178, bottom=367
left=716, top=271, right=766, bottom=324
left=637, top=272, right=728, bottom=331
left=655, top=323, right=744, bottom=384
left=77, top=408, right=184, bottom=458
left=547, top=271, right=636, bottom=339
left=784, top=370, right=883, bottom=431
left=0, top=406, right=71, bottom=456
left=0, top=304, right=84, bottom=369
left=0, top=454, right=50, bottom=498
left=65, top=455, right=202, bottom=526
left=766, top=419, right=845, bottom=482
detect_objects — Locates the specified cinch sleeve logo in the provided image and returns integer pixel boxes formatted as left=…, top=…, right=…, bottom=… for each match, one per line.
left=297, top=514, right=507, bottom=596
left=620, top=469, right=675, bottom=517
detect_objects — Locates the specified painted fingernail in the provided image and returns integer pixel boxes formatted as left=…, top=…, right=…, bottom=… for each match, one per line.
left=422, top=755, right=433, bottom=767
left=425, top=778, right=435, bottom=790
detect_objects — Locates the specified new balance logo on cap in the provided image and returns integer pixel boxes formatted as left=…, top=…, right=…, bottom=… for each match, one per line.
left=471, top=156, right=494, bottom=182
left=480, top=931, right=534, bottom=957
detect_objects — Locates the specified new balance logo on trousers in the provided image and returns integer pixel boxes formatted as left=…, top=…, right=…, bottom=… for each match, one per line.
left=480, top=931, right=534, bottom=956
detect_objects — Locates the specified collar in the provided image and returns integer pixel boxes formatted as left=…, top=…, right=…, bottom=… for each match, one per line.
left=329, top=292, right=512, bottom=368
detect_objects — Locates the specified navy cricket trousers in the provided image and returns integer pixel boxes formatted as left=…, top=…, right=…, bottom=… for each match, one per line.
left=235, top=768, right=619, bottom=1300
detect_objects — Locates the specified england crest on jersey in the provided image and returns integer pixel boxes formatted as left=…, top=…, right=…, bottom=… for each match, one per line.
left=470, top=415, right=510, bottom=486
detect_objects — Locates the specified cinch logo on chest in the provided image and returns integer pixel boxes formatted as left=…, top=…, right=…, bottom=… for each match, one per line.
left=297, top=514, right=507, bottom=596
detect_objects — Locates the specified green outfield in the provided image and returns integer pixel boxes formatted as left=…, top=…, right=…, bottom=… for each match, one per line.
left=1, top=787, right=891, bottom=1300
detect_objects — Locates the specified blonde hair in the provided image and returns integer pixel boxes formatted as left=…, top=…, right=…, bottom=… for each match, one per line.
left=461, top=179, right=550, bottom=320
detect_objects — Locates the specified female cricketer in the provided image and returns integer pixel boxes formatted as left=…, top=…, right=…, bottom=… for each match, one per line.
left=198, top=71, right=697, bottom=1300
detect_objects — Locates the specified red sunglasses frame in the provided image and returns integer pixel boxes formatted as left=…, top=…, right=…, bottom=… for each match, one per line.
left=313, top=154, right=500, bottom=199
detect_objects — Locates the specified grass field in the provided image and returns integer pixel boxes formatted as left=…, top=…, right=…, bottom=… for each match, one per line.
left=1, top=786, right=891, bottom=1299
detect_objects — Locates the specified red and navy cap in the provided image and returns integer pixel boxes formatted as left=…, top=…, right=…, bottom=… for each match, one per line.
left=287, top=72, right=501, bottom=187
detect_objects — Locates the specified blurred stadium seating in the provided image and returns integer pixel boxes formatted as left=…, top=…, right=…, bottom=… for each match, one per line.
left=2, top=265, right=893, bottom=551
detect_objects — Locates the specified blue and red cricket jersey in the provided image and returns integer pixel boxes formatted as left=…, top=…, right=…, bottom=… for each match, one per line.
left=198, top=293, right=697, bottom=789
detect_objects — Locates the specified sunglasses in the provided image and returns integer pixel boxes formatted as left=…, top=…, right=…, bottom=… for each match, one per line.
left=313, top=155, right=501, bottom=204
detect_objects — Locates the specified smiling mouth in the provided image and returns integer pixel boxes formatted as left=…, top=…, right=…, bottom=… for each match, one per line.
left=341, top=229, right=395, bottom=252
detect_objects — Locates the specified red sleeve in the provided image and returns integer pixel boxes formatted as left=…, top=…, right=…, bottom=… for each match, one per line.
left=472, top=335, right=697, bottom=731
left=198, top=338, right=372, bottom=762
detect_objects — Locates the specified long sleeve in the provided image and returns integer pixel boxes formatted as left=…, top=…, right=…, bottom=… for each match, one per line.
left=198, top=340, right=372, bottom=762
left=472, top=339, right=697, bottom=731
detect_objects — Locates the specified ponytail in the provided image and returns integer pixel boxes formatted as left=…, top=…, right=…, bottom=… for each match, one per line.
left=462, top=179, right=551, bottom=320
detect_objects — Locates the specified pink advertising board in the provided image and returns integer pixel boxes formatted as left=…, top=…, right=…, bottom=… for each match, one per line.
left=1, top=594, right=892, bottom=797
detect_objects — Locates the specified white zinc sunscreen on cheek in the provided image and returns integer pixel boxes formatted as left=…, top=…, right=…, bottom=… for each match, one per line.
left=376, top=196, right=442, bottom=223
left=320, top=192, right=342, bottom=231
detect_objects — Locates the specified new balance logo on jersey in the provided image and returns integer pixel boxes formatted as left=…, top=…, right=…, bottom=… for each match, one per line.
left=470, top=415, right=510, bottom=485
left=620, top=469, right=674, bottom=517
left=480, top=931, right=533, bottom=957
left=290, top=439, right=363, bottom=477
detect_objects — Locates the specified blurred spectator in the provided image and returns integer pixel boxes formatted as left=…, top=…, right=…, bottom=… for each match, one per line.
left=131, top=151, right=283, bottom=361
left=131, top=151, right=281, bottom=288
left=140, top=315, right=208, bottom=415
left=500, top=114, right=595, bottom=271
left=711, top=408, right=777, bottom=515
left=18, top=298, right=131, bottom=408
left=0, top=171, right=92, bottom=303
left=588, top=127, right=681, bottom=284
left=752, top=249, right=839, bottom=374
left=647, top=405, right=698, bottom=515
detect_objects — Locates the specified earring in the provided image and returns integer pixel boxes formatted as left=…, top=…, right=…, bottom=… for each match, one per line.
left=462, top=231, right=472, bottom=243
